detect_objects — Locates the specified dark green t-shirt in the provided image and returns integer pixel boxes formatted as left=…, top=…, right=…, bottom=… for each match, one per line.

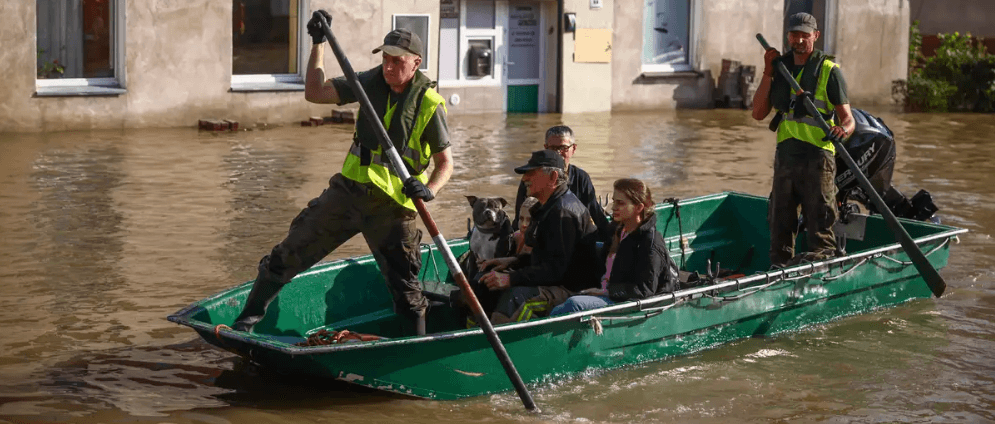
left=332, top=75, right=451, bottom=154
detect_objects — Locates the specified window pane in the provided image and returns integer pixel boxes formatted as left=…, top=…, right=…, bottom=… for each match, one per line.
left=508, top=4, right=540, bottom=80
left=439, top=18, right=459, bottom=80
left=37, top=0, right=114, bottom=79
left=642, top=0, right=689, bottom=66
left=394, top=15, right=430, bottom=71
left=233, top=0, right=300, bottom=75
left=466, top=0, right=495, bottom=29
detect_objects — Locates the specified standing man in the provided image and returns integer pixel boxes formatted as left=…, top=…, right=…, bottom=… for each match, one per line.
left=232, top=12, right=454, bottom=336
left=479, top=150, right=601, bottom=324
left=512, top=126, right=610, bottom=240
left=752, top=12, right=855, bottom=268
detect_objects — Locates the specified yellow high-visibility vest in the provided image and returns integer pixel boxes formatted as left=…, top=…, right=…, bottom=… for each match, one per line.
left=341, top=88, right=446, bottom=211
left=776, top=58, right=839, bottom=154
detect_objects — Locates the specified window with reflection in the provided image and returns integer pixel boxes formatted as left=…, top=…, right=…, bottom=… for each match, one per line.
left=232, top=0, right=301, bottom=75
left=36, top=0, right=116, bottom=79
left=394, top=15, right=431, bottom=71
left=642, top=0, right=693, bottom=72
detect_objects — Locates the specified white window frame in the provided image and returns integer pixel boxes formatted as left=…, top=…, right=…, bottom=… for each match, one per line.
left=640, top=0, right=700, bottom=75
left=822, top=0, right=837, bottom=54
left=35, top=0, right=127, bottom=96
left=230, top=0, right=309, bottom=92
left=439, top=0, right=507, bottom=88
left=392, top=14, right=432, bottom=72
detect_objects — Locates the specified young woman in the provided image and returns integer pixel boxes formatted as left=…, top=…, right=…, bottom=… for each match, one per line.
left=550, top=178, right=679, bottom=315
left=511, top=196, right=539, bottom=255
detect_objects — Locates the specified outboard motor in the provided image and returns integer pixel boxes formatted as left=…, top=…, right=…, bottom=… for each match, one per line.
left=834, top=109, right=939, bottom=222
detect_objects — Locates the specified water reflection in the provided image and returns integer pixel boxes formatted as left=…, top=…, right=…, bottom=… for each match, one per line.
left=216, top=135, right=310, bottom=281
left=29, top=143, right=127, bottom=316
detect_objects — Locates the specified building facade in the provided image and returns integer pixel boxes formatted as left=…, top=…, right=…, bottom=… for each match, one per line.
left=1, top=0, right=909, bottom=132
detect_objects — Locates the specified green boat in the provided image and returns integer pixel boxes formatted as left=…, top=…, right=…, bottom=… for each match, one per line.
left=167, top=191, right=965, bottom=400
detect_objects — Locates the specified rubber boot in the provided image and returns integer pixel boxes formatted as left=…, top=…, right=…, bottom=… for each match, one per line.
left=231, top=278, right=284, bottom=333
left=415, top=311, right=426, bottom=336
left=399, top=309, right=427, bottom=336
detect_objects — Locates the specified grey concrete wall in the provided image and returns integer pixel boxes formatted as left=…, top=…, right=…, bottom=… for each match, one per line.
left=437, top=86, right=504, bottom=114
left=0, top=0, right=436, bottom=133
left=910, top=0, right=994, bottom=36
left=832, top=0, right=909, bottom=106
left=560, top=0, right=613, bottom=113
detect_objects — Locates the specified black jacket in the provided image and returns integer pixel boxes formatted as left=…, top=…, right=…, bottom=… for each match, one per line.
left=513, top=164, right=610, bottom=240
left=509, top=185, right=601, bottom=292
left=604, top=214, right=680, bottom=301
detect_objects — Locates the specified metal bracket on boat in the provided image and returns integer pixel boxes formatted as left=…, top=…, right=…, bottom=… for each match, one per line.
left=873, top=238, right=951, bottom=267
left=420, top=242, right=444, bottom=283
left=820, top=256, right=870, bottom=281
left=581, top=297, right=680, bottom=327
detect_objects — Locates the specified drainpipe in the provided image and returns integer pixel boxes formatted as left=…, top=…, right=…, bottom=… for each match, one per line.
left=556, top=0, right=563, bottom=113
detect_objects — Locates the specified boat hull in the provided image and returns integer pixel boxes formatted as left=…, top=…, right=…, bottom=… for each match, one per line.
left=169, top=192, right=965, bottom=399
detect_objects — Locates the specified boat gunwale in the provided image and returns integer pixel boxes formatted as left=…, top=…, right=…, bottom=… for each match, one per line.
left=168, top=223, right=966, bottom=356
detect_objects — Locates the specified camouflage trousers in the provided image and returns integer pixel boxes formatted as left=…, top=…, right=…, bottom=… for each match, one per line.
left=233, top=173, right=426, bottom=332
left=769, top=144, right=839, bottom=268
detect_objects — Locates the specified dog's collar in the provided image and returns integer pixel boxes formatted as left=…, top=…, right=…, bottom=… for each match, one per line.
left=473, top=224, right=505, bottom=236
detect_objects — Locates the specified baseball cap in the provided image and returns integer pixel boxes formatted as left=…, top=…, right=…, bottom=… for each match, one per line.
left=372, top=29, right=423, bottom=57
left=515, top=150, right=566, bottom=174
left=787, top=12, right=818, bottom=33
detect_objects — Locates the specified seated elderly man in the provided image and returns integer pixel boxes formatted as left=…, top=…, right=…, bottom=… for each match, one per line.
left=478, top=150, right=601, bottom=324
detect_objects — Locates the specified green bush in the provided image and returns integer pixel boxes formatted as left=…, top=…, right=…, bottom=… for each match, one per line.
left=904, top=21, right=995, bottom=112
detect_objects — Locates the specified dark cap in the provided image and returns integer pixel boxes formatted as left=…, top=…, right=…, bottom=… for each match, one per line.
left=372, top=29, right=423, bottom=57
left=787, top=12, right=818, bottom=33
left=515, top=150, right=566, bottom=174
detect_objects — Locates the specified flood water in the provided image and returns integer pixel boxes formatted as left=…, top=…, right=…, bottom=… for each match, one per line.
left=0, top=109, right=993, bottom=423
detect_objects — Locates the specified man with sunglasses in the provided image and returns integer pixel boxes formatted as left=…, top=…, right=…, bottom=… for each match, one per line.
left=512, top=125, right=610, bottom=239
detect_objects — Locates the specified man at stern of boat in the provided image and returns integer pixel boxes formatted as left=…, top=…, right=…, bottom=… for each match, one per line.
left=230, top=13, right=454, bottom=336
left=477, top=150, right=601, bottom=324
left=751, top=12, right=854, bottom=268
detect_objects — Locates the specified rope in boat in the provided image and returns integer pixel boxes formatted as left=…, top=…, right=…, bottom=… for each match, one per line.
left=820, top=257, right=870, bottom=281
left=872, top=238, right=951, bottom=266
left=584, top=300, right=680, bottom=327
left=211, top=324, right=245, bottom=356
left=295, top=329, right=384, bottom=346
left=704, top=276, right=786, bottom=301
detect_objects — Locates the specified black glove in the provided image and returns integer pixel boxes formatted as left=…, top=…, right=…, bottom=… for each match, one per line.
left=822, top=127, right=846, bottom=144
left=306, top=10, right=332, bottom=44
left=402, top=177, right=434, bottom=202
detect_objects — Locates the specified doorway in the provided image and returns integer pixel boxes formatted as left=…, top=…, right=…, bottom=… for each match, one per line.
left=506, top=1, right=543, bottom=113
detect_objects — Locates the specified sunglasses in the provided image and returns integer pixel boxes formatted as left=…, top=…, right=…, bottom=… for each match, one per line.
left=545, top=144, right=575, bottom=153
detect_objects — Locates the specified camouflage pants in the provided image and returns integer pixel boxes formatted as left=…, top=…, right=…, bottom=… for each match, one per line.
left=769, top=145, right=838, bottom=268
left=233, top=173, right=426, bottom=331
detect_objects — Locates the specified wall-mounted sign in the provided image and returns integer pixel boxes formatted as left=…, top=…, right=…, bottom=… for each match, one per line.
left=440, top=0, right=459, bottom=19
left=574, top=28, right=612, bottom=63
left=590, top=0, right=603, bottom=9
